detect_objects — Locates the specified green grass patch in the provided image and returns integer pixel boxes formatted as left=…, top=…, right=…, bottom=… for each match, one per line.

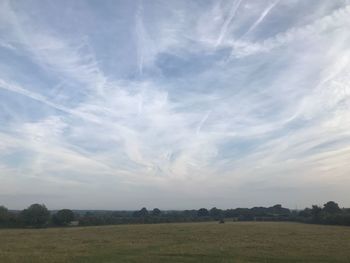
left=1, top=222, right=350, bottom=262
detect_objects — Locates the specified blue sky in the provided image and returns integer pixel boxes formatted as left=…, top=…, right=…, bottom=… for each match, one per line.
left=1, top=0, right=350, bottom=209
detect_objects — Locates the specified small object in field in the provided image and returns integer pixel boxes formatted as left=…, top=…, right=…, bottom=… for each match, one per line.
left=69, top=221, right=79, bottom=226
left=219, top=219, right=225, bottom=224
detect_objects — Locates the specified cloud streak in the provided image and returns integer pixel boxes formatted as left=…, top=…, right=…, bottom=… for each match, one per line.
left=215, top=0, right=242, bottom=47
left=240, top=0, right=280, bottom=38
left=1, top=0, right=350, bottom=209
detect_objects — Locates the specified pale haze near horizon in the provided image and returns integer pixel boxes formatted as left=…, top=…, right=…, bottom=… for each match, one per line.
left=0, top=0, right=350, bottom=210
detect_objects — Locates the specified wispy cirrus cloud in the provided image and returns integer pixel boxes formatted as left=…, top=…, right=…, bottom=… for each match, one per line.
left=0, top=0, right=350, bottom=209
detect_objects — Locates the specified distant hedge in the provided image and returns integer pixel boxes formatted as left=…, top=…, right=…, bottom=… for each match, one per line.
left=1, top=201, right=349, bottom=228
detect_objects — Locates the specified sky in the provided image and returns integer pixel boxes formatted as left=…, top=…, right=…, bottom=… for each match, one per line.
left=1, top=0, right=350, bottom=210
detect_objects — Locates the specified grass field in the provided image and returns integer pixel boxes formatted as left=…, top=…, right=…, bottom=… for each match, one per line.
left=1, top=222, right=350, bottom=263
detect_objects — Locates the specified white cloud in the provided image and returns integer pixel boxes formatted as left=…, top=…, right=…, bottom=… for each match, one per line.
left=1, top=0, right=350, bottom=208
left=229, top=4, right=350, bottom=57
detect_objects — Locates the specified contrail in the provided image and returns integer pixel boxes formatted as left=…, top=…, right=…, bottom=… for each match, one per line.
left=0, top=78, right=100, bottom=124
left=135, top=0, right=145, bottom=75
left=215, top=0, right=243, bottom=48
left=241, top=0, right=280, bottom=39
left=196, top=111, right=211, bottom=135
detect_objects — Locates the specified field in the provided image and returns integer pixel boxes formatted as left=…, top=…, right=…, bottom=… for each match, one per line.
left=1, top=222, right=350, bottom=263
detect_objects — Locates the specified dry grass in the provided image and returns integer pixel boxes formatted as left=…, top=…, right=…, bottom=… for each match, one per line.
left=1, top=221, right=350, bottom=262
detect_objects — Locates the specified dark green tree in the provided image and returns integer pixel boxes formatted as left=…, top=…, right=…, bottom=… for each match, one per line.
left=139, top=207, right=148, bottom=217
left=0, top=205, right=9, bottom=225
left=311, top=205, right=322, bottom=222
left=20, top=204, right=50, bottom=227
left=53, top=209, right=75, bottom=226
left=209, top=207, right=222, bottom=219
left=197, top=208, right=209, bottom=217
left=323, top=201, right=341, bottom=214
left=151, top=208, right=161, bottom=217
left=133, top=207, right=149, bottom=218
left=299, top=208, right=312, bottom=218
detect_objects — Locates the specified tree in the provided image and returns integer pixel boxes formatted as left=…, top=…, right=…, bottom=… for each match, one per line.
left=197, top=208, right=209, bottom=217
left=235, top=208, right=253, bottom=220
left=20, top=204, right=50, bottom=227
left=311, top=205, right=322, bottom=222
left=139, top=207, right=148, bottom=217
left=209, top=207, right=222, bottom=219
left=269, top=204, right=291, bottom=216
left=151, top=208, right=161, bottom=217
left=323, top=201, right=341, bottom=214
left=0, top=206, right=9, bottom=225
left=133, top=207, right=149, bottom=218
left=53, top=209, right=75, bottom=226
left=299, top=208, right=312, bottom=218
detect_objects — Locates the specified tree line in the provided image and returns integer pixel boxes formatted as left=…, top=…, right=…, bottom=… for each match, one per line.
left=296, top=201, right=350, bottom=225
left=0, top=204, right=74, bottom=228
left=0, top=201, right=349, bottom=228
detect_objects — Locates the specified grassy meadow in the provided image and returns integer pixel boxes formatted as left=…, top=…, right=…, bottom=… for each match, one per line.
left=1, top=221, right=350, bottom=263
